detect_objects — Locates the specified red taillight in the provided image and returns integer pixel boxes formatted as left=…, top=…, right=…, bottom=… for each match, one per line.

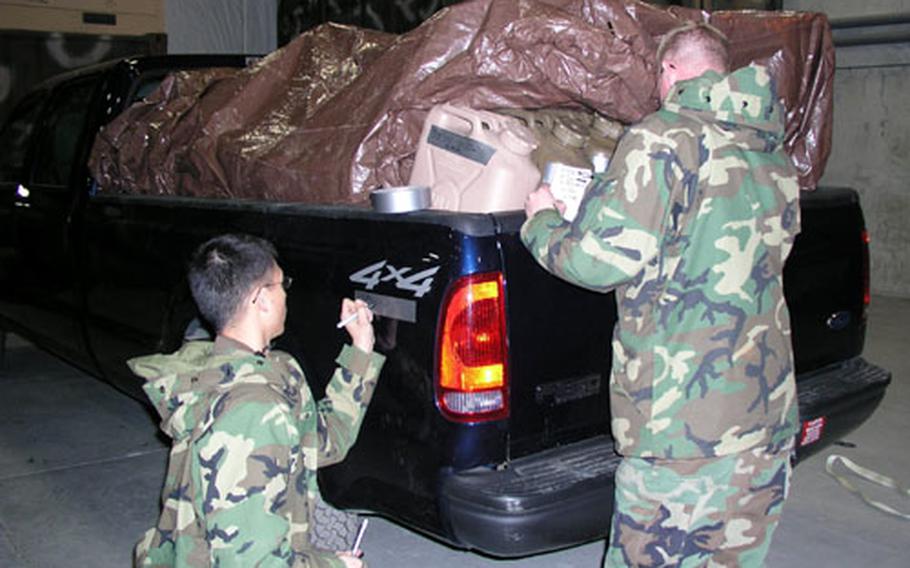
left=437, top=272, right=508, bottom=422
left=862, top=230, right=871, bottom=308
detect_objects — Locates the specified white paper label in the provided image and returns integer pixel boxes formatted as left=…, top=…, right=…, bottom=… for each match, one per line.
left=543, top=162, right=592, bottom=221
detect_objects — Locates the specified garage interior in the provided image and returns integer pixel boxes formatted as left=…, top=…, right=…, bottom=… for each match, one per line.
left=0, top=0, right=907, bottom=566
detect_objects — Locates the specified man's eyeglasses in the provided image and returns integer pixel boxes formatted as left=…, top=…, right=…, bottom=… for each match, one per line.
left=252, top=275, right=293, bottom=304
left=265, top=275, right=293, bottom=291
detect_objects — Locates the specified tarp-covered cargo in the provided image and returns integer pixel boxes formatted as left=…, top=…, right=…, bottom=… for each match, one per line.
left=89, top=0, right=834, bottom=203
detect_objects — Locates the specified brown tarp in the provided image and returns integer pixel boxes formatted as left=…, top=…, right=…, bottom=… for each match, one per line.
left=89, top=0, right=834, bottom=203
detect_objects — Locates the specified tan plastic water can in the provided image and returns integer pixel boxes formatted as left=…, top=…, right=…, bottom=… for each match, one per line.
left=586, top=116, right=621, bottom=174
left=409, top=104, right=541, bottom=213
left=539, top=119, right=591, bottom=170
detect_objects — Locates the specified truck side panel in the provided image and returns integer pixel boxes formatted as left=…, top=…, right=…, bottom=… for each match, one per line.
left=78, top=195, right=512, bottom=538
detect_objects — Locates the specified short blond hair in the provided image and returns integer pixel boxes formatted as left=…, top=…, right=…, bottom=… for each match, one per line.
left=657, top=22, right=730, bottom=73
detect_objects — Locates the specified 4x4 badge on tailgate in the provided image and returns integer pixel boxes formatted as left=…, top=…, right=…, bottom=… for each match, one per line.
left=349, top=260, right=440, bottom=298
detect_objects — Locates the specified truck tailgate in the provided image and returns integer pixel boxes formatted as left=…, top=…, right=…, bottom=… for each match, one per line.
left=495, top=187, right=878, bottom=459
left=494, top=213, right=614, bottom=459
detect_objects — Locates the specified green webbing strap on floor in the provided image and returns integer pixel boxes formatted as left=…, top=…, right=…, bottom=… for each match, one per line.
left=825, top=454, right=910, bottom=520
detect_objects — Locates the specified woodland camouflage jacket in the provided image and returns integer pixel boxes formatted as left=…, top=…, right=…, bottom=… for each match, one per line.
left=130, top=336, right=384, bottom=567
left=522, top=64, right=801, bottom=460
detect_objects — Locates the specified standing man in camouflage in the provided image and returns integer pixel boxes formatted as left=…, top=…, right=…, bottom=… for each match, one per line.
left=130, top=233, right=384, bottom=567
left=523, top=23, right=800, bottom=567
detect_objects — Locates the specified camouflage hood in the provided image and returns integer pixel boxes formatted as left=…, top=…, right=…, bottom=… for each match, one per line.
left=129, top=340, right=259, bottom=440
left=662, top=64, right=786, bottom=149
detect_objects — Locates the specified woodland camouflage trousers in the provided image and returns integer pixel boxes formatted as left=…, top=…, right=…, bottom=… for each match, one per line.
left=605, top=444, right=793, bottom=567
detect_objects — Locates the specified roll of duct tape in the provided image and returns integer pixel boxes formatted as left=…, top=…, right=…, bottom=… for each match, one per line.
left=370, top=185, right=431, bottom=213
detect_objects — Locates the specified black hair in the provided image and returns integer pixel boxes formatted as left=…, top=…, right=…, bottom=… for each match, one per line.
left=187, top=233, right=278, bottom=333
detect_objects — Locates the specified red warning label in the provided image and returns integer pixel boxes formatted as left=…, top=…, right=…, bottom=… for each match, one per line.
left=799, top=416, right=826, bottom=446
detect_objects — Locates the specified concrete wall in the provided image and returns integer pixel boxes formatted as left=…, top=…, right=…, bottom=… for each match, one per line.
left=784, top=0, right=910, bottom=297
left=166, top=0, right=277, bottom=54
left=785, top=0, right=910, bottom=19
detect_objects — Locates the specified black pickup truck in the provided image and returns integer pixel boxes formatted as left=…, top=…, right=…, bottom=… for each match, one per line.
left=0, top=55, right=892, bottom=557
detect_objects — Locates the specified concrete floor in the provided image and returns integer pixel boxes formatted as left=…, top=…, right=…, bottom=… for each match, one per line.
left=0, top=296, right=907, bottom=567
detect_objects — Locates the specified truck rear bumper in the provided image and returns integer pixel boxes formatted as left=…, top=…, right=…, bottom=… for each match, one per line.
left=439, top=435, right=619, bottom=557
left=795, top=356, right=891, bottom=460
left=438, top=357, right=891, bottom=558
